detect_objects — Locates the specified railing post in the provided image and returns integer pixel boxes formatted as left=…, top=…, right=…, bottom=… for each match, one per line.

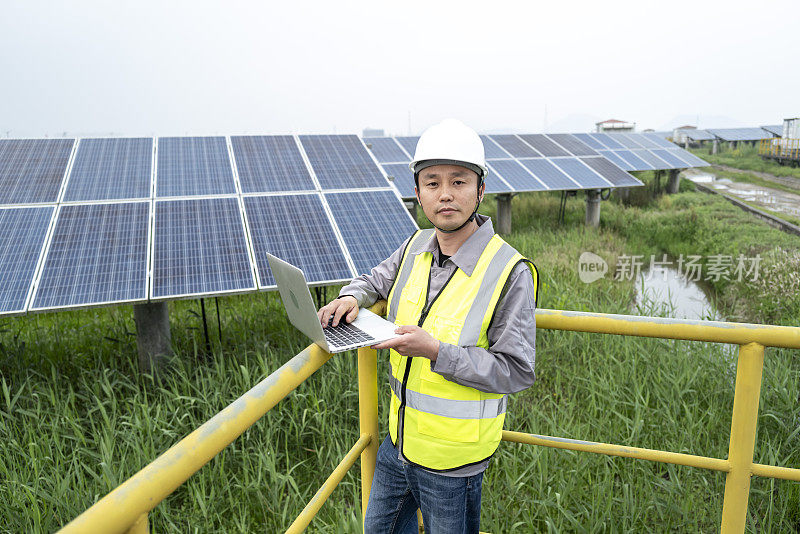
left=358, top=344, right=380, bottom=525
left=720, top=342, right=765, bottom=533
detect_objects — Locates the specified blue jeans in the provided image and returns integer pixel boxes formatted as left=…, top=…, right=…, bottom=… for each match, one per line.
left=364, top=434, right=483, bottom=534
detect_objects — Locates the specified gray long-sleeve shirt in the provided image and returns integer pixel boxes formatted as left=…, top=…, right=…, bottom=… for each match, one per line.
left=338, top=214, right=537, bottom=476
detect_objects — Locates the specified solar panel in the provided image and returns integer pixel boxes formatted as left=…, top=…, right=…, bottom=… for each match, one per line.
left=0, top=206, right=53, bottom=314
left=0, top=139, right=74, bottom=205
left=299, top=135, right=390, bottom=190
left=325, top=190, right=417, bottom=275
left=597, top=150, right=633, bottom=171
left=761, top=125, right=783, bottom=137
left=489, top=135, right=542, bottom=158
left=363, top=137, right=410, bottom=163
left=395, top=137, right=420, bottom=157
left=487, top=160, right=546, bottom=192
left=670, top=148, right=710, bottom=167
left=31, top=202, right=149, bottom=310
left=156, top=137, right=236, bottom=197
left=607, top=133, right=643, bottom=150
left=632, top=149, right=672, bottom=170
left=480, top=135, right=513, bottom=159
left=650, top=149, right=689, bottom=168
left=483, top=169, right=513, bottom=194
left=683, top=130, right=716, bottom=141
left=152, top=197, right=255, bottom=298
left=642, top=133, right=677, bottom=149
left=517, top=134, right=571, bottom=157
left=243, top=194, right=352, bottom=287
left=649, top=131, right=673, bottom=140
left=518, top=159, right=579, bottom=190
left=382, top=163, right=416, bottom=199
left=615, top=150, right=654, bottom=171
left=589, top=133, right=625, bottom=150
left=550, top=158, right=611, bottom=189
left=580, top=157, right=643, bottom=187
left=230, top=135, right=316, bottom=193
left=624, top=133, right=661, bottom=149
left=706, top=128, right=773, bottom=142
left=573, top=133, right=607, bottom=151
left=63, top=138, right=153, bottom=201
left=545, top=134, right=598, bottom=156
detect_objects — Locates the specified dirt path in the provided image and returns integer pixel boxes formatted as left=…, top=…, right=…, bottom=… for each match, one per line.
left=711, top=164, right=800, bottom=191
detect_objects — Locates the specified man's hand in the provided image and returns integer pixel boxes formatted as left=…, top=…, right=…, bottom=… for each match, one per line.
left=317, top=296, right=359, bottom=328
left=371, top=325, right=440, bottom=361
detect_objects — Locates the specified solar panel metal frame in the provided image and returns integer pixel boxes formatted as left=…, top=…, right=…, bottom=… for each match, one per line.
left=29, top=200, right=152, bottom=311
left=0, top=205, right=57, bottom=316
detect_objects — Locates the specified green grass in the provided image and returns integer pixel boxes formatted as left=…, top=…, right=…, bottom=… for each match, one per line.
left=1, top=189, right=799, bottom=532
left=689, top=144, right=800, bottom=180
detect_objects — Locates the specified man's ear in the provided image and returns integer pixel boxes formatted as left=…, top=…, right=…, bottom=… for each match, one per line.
left=415, top=186, right=420, bottom=204
left=478, top=181, right=485, bottom=203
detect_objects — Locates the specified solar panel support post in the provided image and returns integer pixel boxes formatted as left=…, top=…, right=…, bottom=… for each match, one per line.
left=666, top=169, right=681, bottom=194
left=404, top=200, right=418, bottom=222
left=712, top=140, right=719, bottom=155
left=200, top=299, right=211, bottom=355
left=133, top=302, right=172, bottom=374
left=496, top=193, right=513, bottom=235
left=585, top=189, right=601, bottom=227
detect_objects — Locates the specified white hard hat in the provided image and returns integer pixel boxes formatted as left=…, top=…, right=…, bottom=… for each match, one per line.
left=409, top=119, right=488, bottom=182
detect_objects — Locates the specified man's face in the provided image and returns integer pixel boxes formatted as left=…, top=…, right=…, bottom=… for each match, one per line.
left=416, top=164, right=484, bottom=232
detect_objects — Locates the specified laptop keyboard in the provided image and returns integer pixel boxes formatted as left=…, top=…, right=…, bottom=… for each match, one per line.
left=324, top=319, right=375, bottom=348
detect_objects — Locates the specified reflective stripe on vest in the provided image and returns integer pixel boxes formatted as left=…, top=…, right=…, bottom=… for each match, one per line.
left=385, top=230, right=535, bottom=471
left=389, top=374, right=508, bottom=419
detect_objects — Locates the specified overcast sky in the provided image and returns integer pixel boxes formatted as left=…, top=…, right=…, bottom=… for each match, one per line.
left=2, top=0, right=798, bottom=138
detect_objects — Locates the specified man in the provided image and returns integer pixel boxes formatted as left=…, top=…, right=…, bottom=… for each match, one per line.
left=318, top=119, right=538, bottom=533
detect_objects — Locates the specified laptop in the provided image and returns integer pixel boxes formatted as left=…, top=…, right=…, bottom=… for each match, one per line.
left=266, top=253, right=400, bottom=353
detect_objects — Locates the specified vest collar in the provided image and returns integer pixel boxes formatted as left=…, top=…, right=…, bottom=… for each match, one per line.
left=416, top=214, right=495, bottom=277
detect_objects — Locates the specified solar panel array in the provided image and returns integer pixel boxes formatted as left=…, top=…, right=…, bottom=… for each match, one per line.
left=0, top=135, right=418, bottom=316
left=761, top=125, right=783, bottom=137
left=706, top=128, right=776, bottom=142
left=365, top=132, right=713, bottom=199
left=683, top=130, right=716, bottom=141
left=575, top=132, right=710, bottom=172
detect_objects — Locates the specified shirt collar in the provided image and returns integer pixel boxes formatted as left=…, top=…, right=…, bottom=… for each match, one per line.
left=417, top=214, right=494, bottom=277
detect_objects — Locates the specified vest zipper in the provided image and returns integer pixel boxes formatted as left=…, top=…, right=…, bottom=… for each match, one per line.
left=396, top=258, right=458, bottom=463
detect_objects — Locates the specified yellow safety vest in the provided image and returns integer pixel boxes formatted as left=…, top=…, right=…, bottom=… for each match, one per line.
left=385, top=228, right=538, bottom=471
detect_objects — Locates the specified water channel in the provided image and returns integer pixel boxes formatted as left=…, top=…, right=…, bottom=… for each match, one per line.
left=633, top=263, right=724, bottom=321
left=684, top=170, right=800, bottom=221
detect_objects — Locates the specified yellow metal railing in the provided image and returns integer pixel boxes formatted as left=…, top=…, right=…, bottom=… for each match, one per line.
left=759, top=137, right=800, bottom=161
left=59, top=304, right=800, bottom=534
